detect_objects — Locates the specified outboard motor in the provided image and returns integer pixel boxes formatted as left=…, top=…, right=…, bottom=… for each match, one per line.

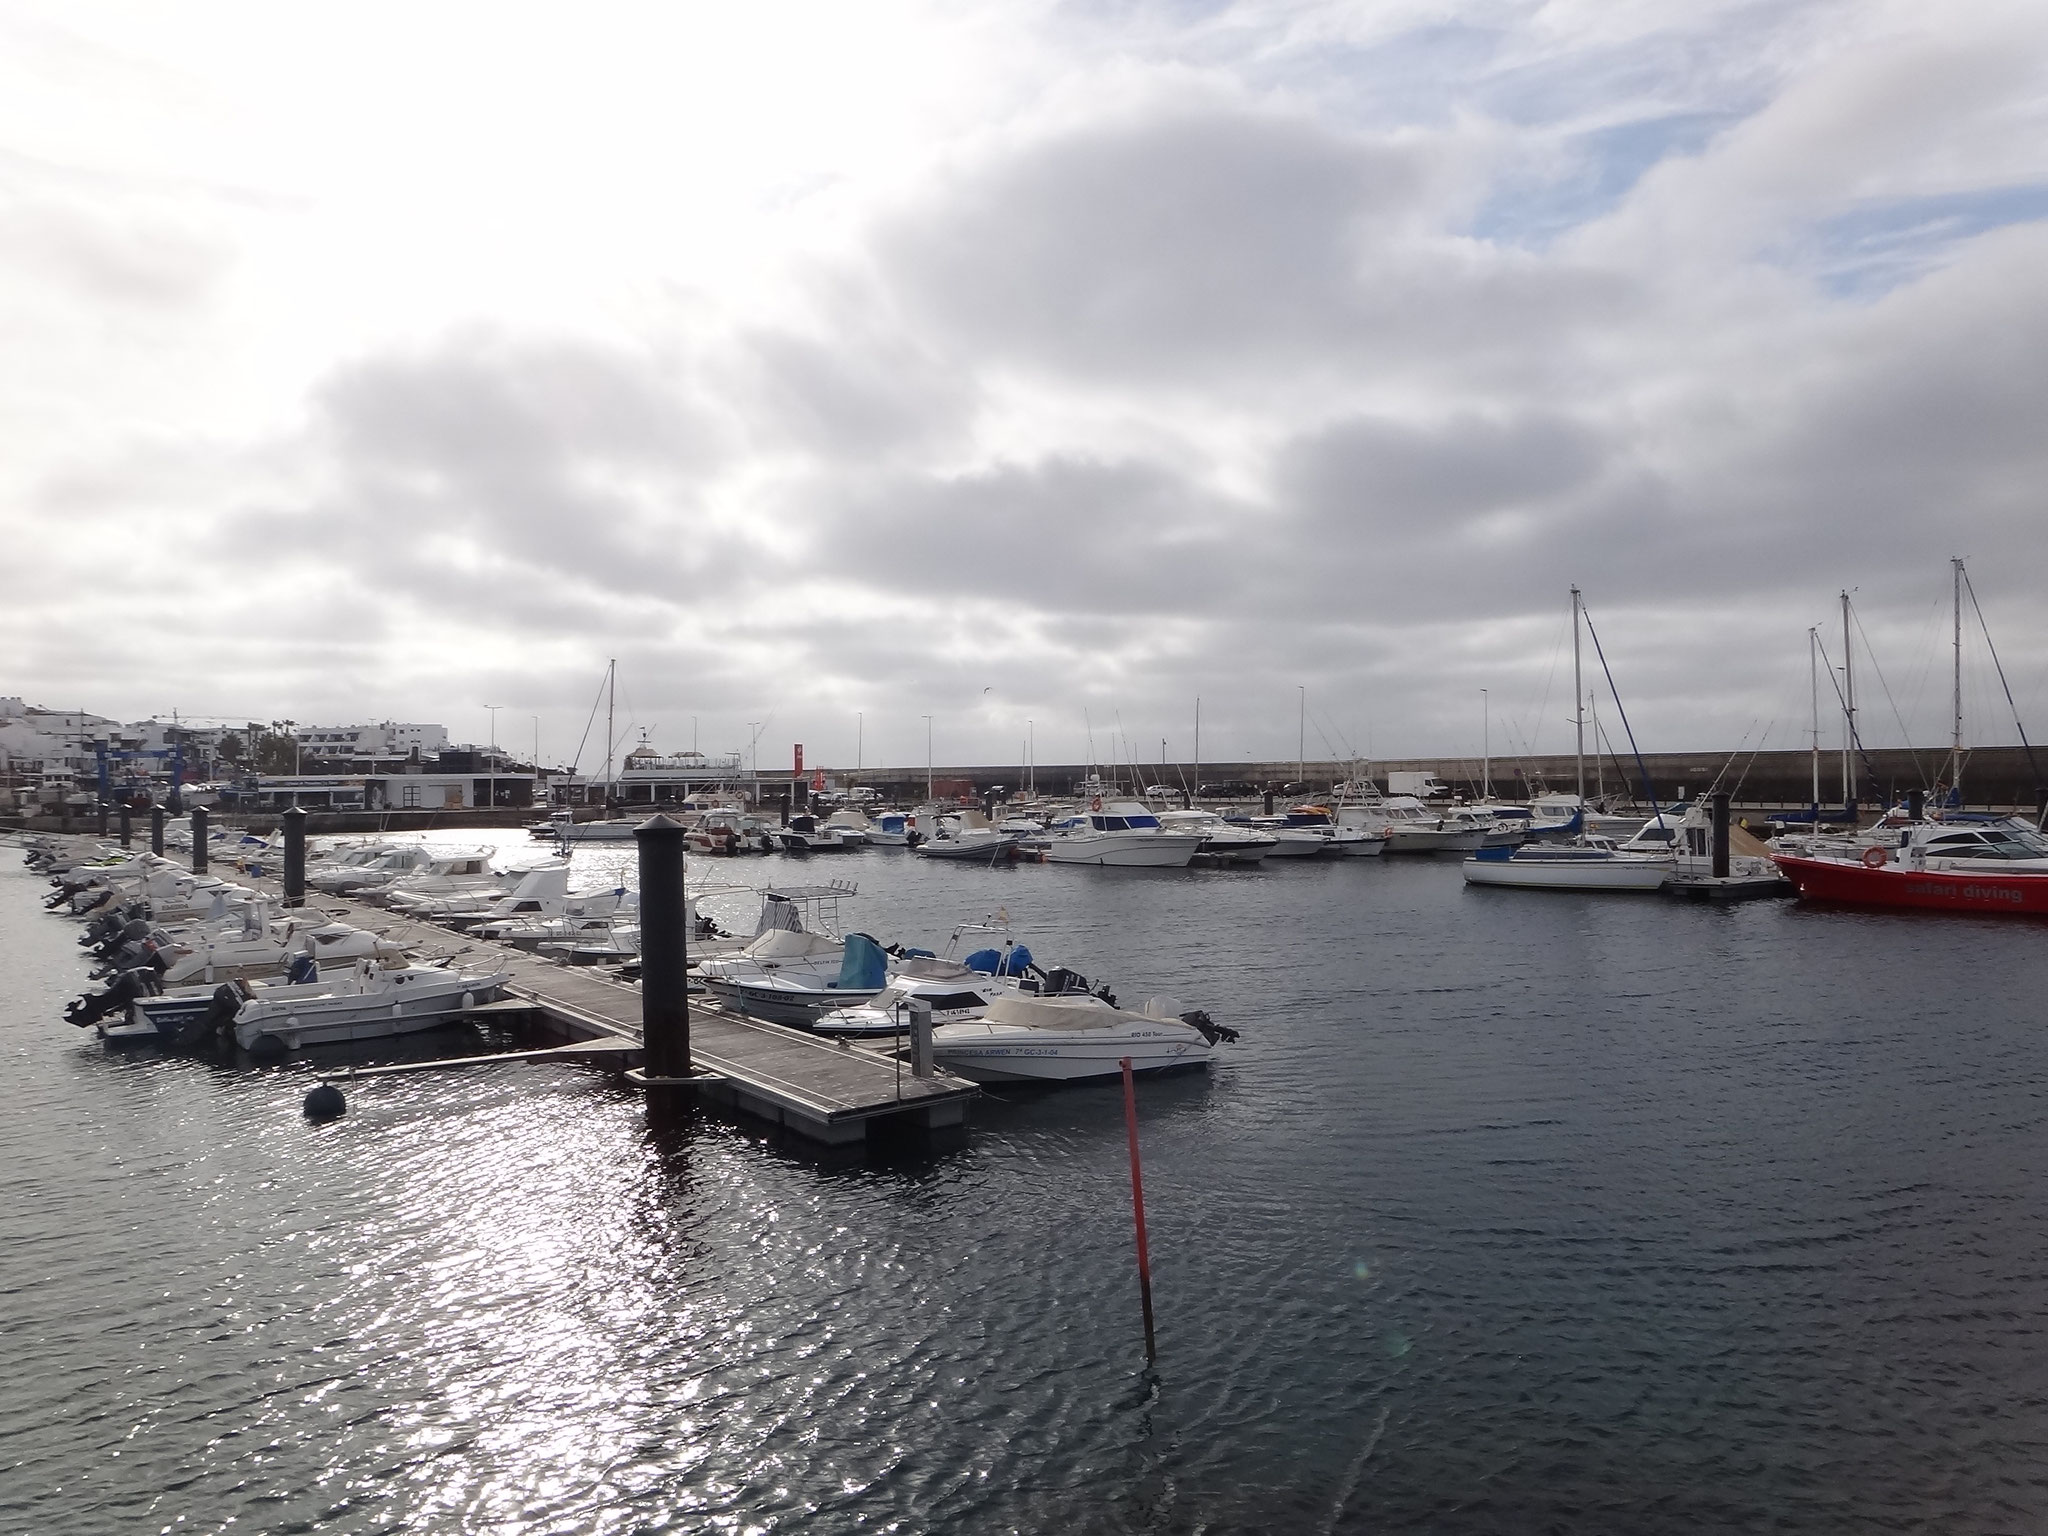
left=1038, top=966, right=1089, bottom=997
left=170, top=984, right=243, bottom=1051
left=64, top=967, right=163, bottom=1029
left=1179, top=1009, right=1239, bottom=1045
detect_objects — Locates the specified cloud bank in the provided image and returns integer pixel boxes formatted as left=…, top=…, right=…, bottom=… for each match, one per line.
left=5, top=0, right=2047, bottom=772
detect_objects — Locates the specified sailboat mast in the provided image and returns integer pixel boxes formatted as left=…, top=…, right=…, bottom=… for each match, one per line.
left=1809, top=626, right=1821, bottom=816
left=1481, top=688, right=1490, bottom=800
left=605, top=657, right=616, bottom=807
left=1840, top=591, right=1854, bottom=806
left=1194, top=697, right=1200, bottom=797
left=1952, top=555, right=1964, bottom=800
left=1571, top=587, right=1585, bottom=805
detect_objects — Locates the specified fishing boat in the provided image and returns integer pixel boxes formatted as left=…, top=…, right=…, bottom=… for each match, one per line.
left=1152, top=808, right=1277, bottom=865
left=929, top=994, right=1235, bottom=1083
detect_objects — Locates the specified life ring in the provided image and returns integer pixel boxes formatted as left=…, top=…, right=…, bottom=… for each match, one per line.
left=1090, top=796, right=1103, bottom=811
left=1861, top=845, right=1888, bottom=868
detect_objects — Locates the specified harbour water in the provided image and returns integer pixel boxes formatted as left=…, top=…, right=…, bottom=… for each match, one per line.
left=5, top=836, right=2047, bottom=1532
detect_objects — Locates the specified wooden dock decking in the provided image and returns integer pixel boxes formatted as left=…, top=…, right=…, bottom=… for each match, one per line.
left=264, top=885, right=979, bottom=1145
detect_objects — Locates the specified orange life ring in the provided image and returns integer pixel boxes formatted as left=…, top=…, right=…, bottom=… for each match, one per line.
left=1090, top=795, right=1103, bottom=811
left=1861, top=844, right=1888, bottom=868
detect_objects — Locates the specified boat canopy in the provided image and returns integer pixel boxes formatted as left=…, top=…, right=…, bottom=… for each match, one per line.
left=741, top=928, right=841, bottom=961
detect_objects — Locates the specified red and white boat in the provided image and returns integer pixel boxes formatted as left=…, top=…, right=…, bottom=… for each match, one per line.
left=1772, top=822, right=2048, bottom=914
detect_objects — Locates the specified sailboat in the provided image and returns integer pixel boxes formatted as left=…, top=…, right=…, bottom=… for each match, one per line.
left=1771, top=559, right=2048, bottom=911
left=1463, top=588, right=1674, bottom=893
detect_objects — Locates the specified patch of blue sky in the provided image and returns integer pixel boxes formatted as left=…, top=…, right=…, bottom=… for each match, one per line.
left=1807, top=185, right=2048, bottom=301
left=1469, top=110, right=1741, bottom=247
left=1201, top=18, right=1513, bottom=130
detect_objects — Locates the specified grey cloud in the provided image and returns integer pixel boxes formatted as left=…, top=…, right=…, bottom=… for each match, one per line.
left=876, top=100, right=1434, bottom=376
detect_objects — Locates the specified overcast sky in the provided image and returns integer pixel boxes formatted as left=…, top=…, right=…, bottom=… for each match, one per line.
left=5, top=0, right=2046, bottom=774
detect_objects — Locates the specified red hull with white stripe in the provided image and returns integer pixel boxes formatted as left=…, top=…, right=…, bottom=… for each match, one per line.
left=1771, top=853, right=2048, bottom=915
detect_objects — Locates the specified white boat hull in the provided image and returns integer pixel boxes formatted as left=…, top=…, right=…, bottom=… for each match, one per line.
left=232, top=970, right=509, bottom=1051
left=1384, top=826, right=1490, bottom=854
left=1462, top=855, right=1671, bottom=891
left=931, top=1025, right=1214, bottom=1082
left=1041, top=833, right=1201, bottom=867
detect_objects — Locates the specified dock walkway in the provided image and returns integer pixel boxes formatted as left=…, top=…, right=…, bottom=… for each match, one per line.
left=267, top=884, right=978, bottom=1145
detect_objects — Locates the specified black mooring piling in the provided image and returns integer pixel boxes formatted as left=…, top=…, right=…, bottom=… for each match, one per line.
left=150, top=807, right=164, bottom=856
left=118, top=804, right=131, bottom=848
left=1908, top=788, right=1925, bottom=822
left=281, top=806, right=307, bottom=908
left=190, top=805, right=208, bottom=874
left=634, top=813, right=691, bottom=1089
left=1711, top=791, right=1730, bottom=879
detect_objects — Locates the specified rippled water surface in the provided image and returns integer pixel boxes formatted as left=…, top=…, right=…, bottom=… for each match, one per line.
left=5, top=834, right=2048, bottom=1533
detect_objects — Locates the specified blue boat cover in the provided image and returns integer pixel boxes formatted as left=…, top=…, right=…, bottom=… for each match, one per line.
left=287, top=954, right=319, bottom=984
left=837, top=932, right=887, bottom=990
left=965, top=945, right=1035, bottom=975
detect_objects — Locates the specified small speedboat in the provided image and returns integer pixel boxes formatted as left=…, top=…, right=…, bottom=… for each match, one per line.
left=696, top=928, right=891, bottom=1026
left=229, top=959, right=509, bottom=1052
left=930, top=994, right=1236, bottom=1082
left=914, top=813, right=1019, bottom=861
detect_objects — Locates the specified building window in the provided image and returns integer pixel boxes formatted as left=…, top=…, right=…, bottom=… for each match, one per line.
left=401, top=783, right=421, bottom=808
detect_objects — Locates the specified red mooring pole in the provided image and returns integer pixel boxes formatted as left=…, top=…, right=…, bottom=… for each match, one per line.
left=1121, top=1056, right=1158, bottom=1363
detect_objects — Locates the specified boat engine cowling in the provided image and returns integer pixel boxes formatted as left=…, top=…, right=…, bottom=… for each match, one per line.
left=1179, top=1009, right=1238, bottom=1045
left=170, top=984, right=243, bottom=1051
left=63, top=966, right=164, bottom=1028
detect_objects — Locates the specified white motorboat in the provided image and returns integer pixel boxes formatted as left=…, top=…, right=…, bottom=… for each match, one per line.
left=1324, top=806, right=1391, bottom=856
left=1462, top=836, right=1673, bottom=891
left=696, top=928, right=891, bottom=1026
left=1032, top=801, right=1203, bottom=868
left=374, top=850, right=501, bottom=910
left=865, top=811, right=915, bottom=847
left=153, top=908, right=406, bottom=986
left=228, top=959, right=510, bottom=1051
left=310, top=845, right=438, bottom=894
left=930, top=994, right=1234, bottom=1083
left=820, top=808, right=873, bottom=846
left=915, top=812, right=1019, bottom=862
left=475, top=885, right=635, bottom=946
left=1368, top=796, right=1491, bottom=853
left=1153, top=808, right=1276, bottom=865
left=812, top=957, right=1019, bottom=1038
left=778, top=814, right=862, bottom=852
left=405, top=862, right=571, bottom=925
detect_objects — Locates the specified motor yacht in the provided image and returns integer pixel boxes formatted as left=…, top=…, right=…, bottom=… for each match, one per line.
left=1032, top=801, right=1203, bottom=867
left=1152, top=808, right=1276, bottom=865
